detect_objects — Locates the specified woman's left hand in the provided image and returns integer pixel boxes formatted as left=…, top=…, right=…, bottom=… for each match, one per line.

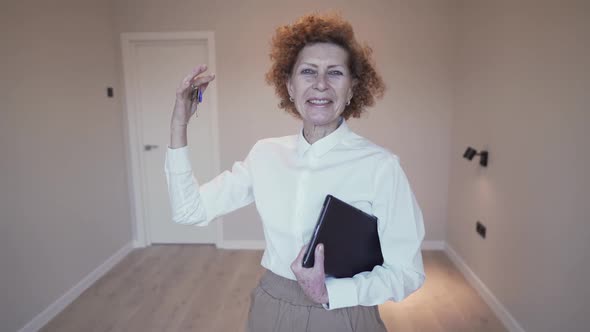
left=290, top=243, right=329, bottom=304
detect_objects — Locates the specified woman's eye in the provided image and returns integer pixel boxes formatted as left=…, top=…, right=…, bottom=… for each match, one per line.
left=329, top=70, right=344, bottom=76
left=301, top=68, right=315, bottom=75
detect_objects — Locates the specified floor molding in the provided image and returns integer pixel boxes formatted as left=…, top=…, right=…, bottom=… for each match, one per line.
left=445, top=244, right=525, bottom=332
left=18, top=242, right=134, bottom=332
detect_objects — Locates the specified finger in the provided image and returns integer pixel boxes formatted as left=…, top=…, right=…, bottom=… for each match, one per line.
left=190, top=73, right=215, bottom=89
left=176, top=74, right=214, bottom=99
left=186, top=64, right=208, bottom=82
left=313, top=243, right=325, bottom=274
left=295, top=243, right=310, bottom=263
left=178, top=64, right=208, bottom=90
left=291, top=243, right=310, bottom=273
left=198, top=81, right=210, bottom=95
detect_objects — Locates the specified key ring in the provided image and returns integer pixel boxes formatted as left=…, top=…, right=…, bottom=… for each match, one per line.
left=189, top=84, right=203, bottom=117
left=190, top=84, right=203, bottom=103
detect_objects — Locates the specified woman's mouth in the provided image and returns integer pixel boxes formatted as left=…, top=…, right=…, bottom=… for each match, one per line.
left=307, top=98, right=333, bottom=106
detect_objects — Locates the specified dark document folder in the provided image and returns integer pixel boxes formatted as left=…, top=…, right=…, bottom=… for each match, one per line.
left=302, top=195, right=384, bottom=278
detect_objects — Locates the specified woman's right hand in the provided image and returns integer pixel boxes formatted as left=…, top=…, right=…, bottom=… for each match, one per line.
left=171, top=64, right=216, bottom=126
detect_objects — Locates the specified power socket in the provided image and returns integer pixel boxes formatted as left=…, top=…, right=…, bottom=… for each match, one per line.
left=476, top=221, right=487, bottom=239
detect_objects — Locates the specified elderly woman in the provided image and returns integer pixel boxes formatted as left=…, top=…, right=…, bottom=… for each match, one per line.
left=165, top=13, right=425, bottom=332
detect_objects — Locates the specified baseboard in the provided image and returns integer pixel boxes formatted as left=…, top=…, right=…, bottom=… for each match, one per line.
left=18, top=242, right=134, bottom=332
left=421, top=240, right=445, bottom=250
left=217, top=240, right=266, bottom=250
left=132, top=239, right=145, bottom=248
left=445, top=244, right=525, bottom=332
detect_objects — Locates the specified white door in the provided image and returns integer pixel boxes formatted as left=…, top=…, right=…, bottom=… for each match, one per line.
left=122, top=33, right=219, bottom=244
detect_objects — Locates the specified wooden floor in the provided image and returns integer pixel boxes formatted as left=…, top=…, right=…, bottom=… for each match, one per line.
left=41, top=246, right=507, bottom=332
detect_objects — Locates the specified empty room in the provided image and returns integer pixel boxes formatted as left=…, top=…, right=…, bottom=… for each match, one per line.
left=1, top=1, right=588, bottom=331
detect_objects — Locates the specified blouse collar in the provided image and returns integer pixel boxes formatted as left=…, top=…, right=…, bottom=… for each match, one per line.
left=296, top=118, right=351, bottom=158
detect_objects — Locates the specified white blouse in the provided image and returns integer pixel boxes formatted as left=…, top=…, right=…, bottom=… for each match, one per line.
left=164, top=120, right=425, bottom=310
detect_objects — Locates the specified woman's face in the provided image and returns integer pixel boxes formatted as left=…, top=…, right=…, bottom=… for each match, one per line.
left=287, top=43, right=355, bottom=128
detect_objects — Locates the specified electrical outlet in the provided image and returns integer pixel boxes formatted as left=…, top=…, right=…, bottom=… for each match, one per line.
left=476, top=221, right=486, bottom=239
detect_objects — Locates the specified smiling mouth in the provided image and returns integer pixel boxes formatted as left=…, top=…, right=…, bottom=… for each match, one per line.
left=307, top=98, right=333, bottom=106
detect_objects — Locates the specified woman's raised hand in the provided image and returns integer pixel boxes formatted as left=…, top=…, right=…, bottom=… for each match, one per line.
left=171, top=64, right=215, bottom=126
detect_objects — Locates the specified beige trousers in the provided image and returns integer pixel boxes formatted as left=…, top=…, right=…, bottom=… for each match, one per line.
left=246, top=270, right=387, bottom=332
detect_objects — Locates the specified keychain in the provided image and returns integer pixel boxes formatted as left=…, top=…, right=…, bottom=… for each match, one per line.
left=190, top=84, right=203, bottom=116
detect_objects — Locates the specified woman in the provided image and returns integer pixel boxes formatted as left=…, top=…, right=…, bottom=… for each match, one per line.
left=165, top=13, right=425, bottom=331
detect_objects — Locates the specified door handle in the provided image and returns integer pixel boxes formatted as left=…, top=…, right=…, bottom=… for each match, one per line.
left=144, top=144, right=159, bottom=151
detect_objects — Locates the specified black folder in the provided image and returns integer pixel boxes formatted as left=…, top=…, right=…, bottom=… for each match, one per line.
left=302, top=195, right=384, bottom=278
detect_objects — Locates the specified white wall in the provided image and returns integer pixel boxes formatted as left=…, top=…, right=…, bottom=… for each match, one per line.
left=0, top=1, right=132, bottom=331
left=114, top=0, right=454, bottom=243
left=448, top=1, right=590, bottom=331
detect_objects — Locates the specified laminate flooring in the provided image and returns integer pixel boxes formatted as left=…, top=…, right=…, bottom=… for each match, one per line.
left=40, top=245, right=507, bottom=332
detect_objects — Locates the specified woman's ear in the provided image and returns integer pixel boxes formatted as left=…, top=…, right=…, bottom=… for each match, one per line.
left=286, top=79, right=294, bottom=99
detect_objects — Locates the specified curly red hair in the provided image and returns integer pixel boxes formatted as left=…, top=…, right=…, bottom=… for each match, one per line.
left=266, top=13, right=385, bottom=119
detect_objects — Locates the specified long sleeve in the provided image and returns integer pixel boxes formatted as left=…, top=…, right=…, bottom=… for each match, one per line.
left=164, top=145, right=255, bottom=226
left=324, top=156, right=426, bottom=310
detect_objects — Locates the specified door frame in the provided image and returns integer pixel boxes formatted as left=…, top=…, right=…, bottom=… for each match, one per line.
left=120, top=31, right=222, bottom=248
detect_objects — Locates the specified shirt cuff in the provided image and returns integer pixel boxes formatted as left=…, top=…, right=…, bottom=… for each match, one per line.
left=165, top=146, right=192, bottom=174
left=324, top=277, right=358, bottom=310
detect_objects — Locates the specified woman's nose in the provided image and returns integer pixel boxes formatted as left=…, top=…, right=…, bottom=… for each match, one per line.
left=313, top=74, right=328, bottom=91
